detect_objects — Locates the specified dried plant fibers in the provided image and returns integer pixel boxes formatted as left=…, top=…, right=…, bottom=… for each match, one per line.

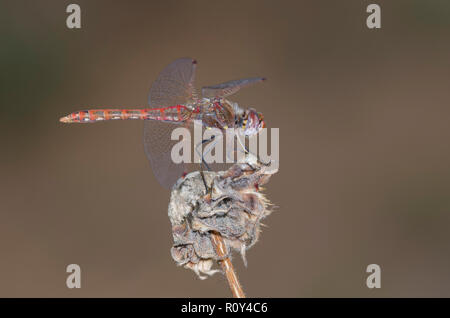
left=168, top=155, right=277, bottom=297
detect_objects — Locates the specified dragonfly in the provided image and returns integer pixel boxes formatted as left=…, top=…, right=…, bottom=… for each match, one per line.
left=59, top=58, right=266, bottom=188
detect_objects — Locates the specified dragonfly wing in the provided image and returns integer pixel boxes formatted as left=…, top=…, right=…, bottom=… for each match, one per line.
left=144, top=58, right=198, bottom=189
left=201, top=77, right=265, bottom=98
left=148, top=57, right=198, bottom=107
left=144, top=120, right=194, bottom=189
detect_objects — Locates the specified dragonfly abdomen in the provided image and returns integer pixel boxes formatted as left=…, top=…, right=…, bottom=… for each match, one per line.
left=59, top=105, right=189, bottom=123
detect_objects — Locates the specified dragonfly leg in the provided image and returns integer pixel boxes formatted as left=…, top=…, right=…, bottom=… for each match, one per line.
left=202, top=137, right=221, bottom=169
left=195, top=135, right=217, bottom=171
left=199, top=170, right=209, bottom=194
left=195, top=135, right=216, bottom=192
left=236, top=133, right=271, bottom=167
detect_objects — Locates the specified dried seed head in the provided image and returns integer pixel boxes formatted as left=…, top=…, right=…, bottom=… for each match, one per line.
left=168, top=157, right=277, bottom=279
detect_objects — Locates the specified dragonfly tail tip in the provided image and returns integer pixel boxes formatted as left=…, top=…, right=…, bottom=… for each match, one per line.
left=59, top=116, right=70, bottom=123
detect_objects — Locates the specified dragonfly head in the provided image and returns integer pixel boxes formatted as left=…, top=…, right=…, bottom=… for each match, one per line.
left=243, top=109, right=265, bottom=136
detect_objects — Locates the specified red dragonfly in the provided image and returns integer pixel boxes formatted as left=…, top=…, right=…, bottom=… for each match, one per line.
left=60, top=58, right=266, bottom=188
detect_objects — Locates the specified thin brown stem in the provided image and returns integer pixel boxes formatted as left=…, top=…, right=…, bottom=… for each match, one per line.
left=210, top=232, right=246, bottom=298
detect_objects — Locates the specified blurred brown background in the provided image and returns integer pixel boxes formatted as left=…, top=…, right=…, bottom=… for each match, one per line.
left=1, top=0, right=450, bottom=297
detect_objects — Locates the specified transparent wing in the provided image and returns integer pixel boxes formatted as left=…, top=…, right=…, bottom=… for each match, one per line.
left=201, top=77, right=266, bottom=98
left=144, top=58, right=198, bottom=189
left=147, top=58, right=198, bottom=107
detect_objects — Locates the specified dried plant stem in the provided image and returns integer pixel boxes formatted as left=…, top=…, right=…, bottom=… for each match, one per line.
left=211, top=232, right=246, bottom=298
